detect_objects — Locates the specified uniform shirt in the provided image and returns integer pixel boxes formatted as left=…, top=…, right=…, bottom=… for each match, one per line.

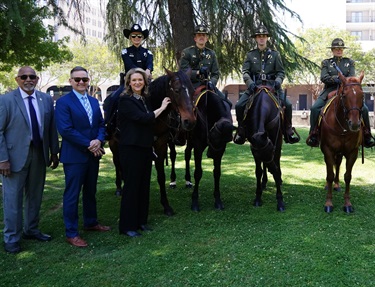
left=121, top=45, right=153, bottom=74
left=318, top=56, right=355, bottom=100
left=242, top=48, right=285, bottom=88
left=180, top=45, right=220, bottom=87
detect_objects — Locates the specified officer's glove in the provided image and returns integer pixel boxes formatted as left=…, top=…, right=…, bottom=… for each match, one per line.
left=119, top=72, right=125, bottom=86
left=199, top=66, right=209, bottom=80
left=334, top=76, right=341, bottom=84
left=207, top=81, right=215, bottom=91
left=274, top=81, right=281, bottom=90
left=249, top=83, right=257, bottom=94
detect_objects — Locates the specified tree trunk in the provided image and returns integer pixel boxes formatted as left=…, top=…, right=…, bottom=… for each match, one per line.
left=167, top=0, right=195, bottom=66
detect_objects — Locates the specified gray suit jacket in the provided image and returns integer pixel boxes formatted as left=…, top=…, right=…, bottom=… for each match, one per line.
left=0, top=88, right=59, bottom=172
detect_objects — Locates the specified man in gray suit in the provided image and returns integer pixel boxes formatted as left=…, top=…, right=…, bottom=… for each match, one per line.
left=0, top=66, right=59, bottom=254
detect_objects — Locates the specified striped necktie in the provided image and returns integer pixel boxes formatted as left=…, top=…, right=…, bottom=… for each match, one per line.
left=82, top=95, right=93, bottom=124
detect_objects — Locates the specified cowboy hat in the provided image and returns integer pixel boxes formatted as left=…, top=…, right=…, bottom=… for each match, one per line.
left=123, top=24, right=149, bottom=39
left=327, top=38, right=348, bottom=49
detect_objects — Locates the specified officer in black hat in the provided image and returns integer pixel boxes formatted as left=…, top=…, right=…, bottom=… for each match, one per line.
left=306, top=38, right=375, bottom=148
left=122, top=24, right=153, bottom=80
left=234, top=24, right=299, bottom=145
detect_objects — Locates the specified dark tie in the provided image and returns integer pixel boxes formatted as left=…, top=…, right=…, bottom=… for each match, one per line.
left=28, top=96, right=41, bottom=147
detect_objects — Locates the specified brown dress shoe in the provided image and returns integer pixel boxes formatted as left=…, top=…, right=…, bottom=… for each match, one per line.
left=84, top=224, right=111, bottom=232
left=66, top=236, right=88, bottom=248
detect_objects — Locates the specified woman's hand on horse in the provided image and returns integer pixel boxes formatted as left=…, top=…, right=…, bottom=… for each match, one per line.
left=161, top=97, right=171, bottom=110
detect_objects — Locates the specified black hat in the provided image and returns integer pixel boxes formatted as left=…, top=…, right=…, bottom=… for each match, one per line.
left=194, top=25, right=209, bottom=35
left=327, top=38, right=347, bottom=49
left=123, top=24, right=149, bottom=39
left=251, top=25, right=270, bottom=38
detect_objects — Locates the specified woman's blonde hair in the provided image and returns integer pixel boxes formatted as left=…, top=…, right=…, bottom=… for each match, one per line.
left=124, top=68, right=149, bottom=96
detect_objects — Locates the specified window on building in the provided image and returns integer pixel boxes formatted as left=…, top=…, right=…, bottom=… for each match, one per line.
left=351, top=12, right=363, bottom=23
left=351, top=31, right=362, bottom=40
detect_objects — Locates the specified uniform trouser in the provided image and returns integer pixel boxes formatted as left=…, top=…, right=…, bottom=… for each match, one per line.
left=235, top=90, right=293, bottom=126
left=310, top=98, right=371, bottom=133
left=2, top=144, right=45, bottom=244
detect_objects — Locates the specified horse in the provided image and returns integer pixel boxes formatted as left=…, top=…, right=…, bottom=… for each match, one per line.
left=319, top=71, right=365, bottom=213
left=243, top=84, right=285, bottom=211
left=105, top=68, right=196, bottom=216
left=171, top=85, right=233, bottom=211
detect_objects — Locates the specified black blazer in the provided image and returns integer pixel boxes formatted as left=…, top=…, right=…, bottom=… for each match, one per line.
left=117, top=94, right=155, bottom=147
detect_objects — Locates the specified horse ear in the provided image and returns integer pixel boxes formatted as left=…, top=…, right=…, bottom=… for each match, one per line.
left=359, top=70, right=364, bottom=83
left=338, top=72, right=346, bottom=84
left=164, top=67, right=173, bottom=77
left=185, top=68, right=192, bottom=78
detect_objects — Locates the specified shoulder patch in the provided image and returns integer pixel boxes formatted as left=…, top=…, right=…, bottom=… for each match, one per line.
left=147, top=50, right=153, bottom=55
left=121, top=49, right=128, bottom=55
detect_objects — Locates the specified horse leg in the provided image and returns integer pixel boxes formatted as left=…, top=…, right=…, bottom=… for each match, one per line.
left=168, top=141, right=177, bottom=189
left=154, top=148, right=175, bottom=216
left=271, top=154, right=285, bottom=212
left=261, top=162, right=268, bottom=191
left=109, top=140, right=123, bottom=196
left=323, top=155, right=335, bottom=213
left=184, top=143, right=193, bottom=188
left=253, top=160, right=264, bottom=207
left=191, top=147, right=204, bottom=212
left=343, top=155, right=357, bottom=213
left=213, top=150, right=225, bottom=210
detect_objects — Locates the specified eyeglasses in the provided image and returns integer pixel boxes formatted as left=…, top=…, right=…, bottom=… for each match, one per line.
left=72, top=77, right=89, bottom=83
left=131, top=34, right=143, bottom=39
left=18, top=74, right=37, bottom=80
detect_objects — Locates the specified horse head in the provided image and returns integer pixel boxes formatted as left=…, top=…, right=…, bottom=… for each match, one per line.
left=338, top=71, right=364, bottom=132
left=165, top=68, right=196, bottom=131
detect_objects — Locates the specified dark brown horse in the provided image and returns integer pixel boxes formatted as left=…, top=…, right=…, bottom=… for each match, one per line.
left=320, top=71, right=365, bottom=213
left=105, top=69, right=196, bottom=215
left=168, top=86, right=234, bottom=211
left=243, top=85, right=285, bottom=211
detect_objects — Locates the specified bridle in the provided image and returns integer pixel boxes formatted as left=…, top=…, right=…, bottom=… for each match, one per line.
left=338, top=82, right=363, bottom=129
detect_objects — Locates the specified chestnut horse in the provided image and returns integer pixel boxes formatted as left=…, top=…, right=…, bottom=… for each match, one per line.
left=243, top=85, right=285, bottom=211
left=320, top=71, right=365, bottom=213
left=105, top=69, right=196, bottom=216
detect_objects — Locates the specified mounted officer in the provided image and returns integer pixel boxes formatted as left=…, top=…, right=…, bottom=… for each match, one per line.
left=306, top=38, right=375, bottom=148
left=180, top=24, right=229, bottom=105
left=234, top=25, right=299, bottom=145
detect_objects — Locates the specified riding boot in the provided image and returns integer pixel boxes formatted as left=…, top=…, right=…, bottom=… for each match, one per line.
left=306, top=126, right=319, bottom=147
left=282, top=109, right=300, bottom=144
left=363, top=125, right=375, bottom=148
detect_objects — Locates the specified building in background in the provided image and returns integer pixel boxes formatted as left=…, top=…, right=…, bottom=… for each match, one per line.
left=346, top=0, right=375, bottom=51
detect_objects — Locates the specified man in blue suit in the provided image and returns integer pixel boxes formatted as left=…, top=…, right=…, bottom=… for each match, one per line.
left=0, top=66, right=59, bottom=254
left=55, top=66, right=110, bottom=248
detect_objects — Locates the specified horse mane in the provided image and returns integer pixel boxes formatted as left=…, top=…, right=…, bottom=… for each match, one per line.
left=148, top=74, right=169, bottom=109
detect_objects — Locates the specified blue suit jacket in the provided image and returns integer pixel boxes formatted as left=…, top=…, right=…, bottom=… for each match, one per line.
left=0, top=88, right=59, bottom=172
left=55, top=91, right=105, bottom=163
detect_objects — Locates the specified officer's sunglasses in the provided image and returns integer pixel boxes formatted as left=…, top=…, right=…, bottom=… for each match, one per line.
left=72, top=77, right=90, bottom=83
left=131, top=34, right=143, bottom=39
left=18, top=74, right=37, bottom=80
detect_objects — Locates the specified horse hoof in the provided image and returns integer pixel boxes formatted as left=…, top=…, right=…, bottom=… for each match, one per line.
left=191, top=204, right=200, bottom=212
left=324, top=206, right=333, bottom=213
left=169, top=183, right=177, bottom=189
left=115, top=189, right=122, bottom=196
left=277, top=205, right=285, bottom=212
left=253, top=200, right=263, bottom=207
left=185, top=182, right=193, bottom=188
left=164, top=208, right=175, bottom=217
left=334, top=186, right=341, bottom=192
left=214, top=202, right=224, bottom=210
left=343, top=206, right=354, bottom=213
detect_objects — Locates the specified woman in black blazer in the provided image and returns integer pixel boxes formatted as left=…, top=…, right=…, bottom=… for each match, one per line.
left=117, top=68, right=170, bottom=237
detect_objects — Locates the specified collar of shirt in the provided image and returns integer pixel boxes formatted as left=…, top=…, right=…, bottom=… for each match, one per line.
left=132, top=93, right=143, bottom=100
left=72, top=89, right=88, bottom=100
left=19, top=87, right=36, bottom=100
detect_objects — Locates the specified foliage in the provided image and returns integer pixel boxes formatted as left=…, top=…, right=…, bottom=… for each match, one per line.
left=105, top=0, right=316, bottom=79
left=0, top=0, right=73, bottom=71
left=1, top=128, right=375, bottom=286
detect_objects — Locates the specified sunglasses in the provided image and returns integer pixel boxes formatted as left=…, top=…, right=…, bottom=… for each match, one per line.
left=131, top=34, right=143, bottom=39
left=18, top=74, right=37, bottom=80
left=72, top=77, right=89, bottom=83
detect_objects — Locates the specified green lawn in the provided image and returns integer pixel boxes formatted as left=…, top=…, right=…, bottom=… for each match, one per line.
left=1, top=127, right=375, bottom=287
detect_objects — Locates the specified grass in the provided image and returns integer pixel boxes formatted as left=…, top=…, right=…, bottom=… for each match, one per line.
left=1, top=127, right=375, bottom=287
